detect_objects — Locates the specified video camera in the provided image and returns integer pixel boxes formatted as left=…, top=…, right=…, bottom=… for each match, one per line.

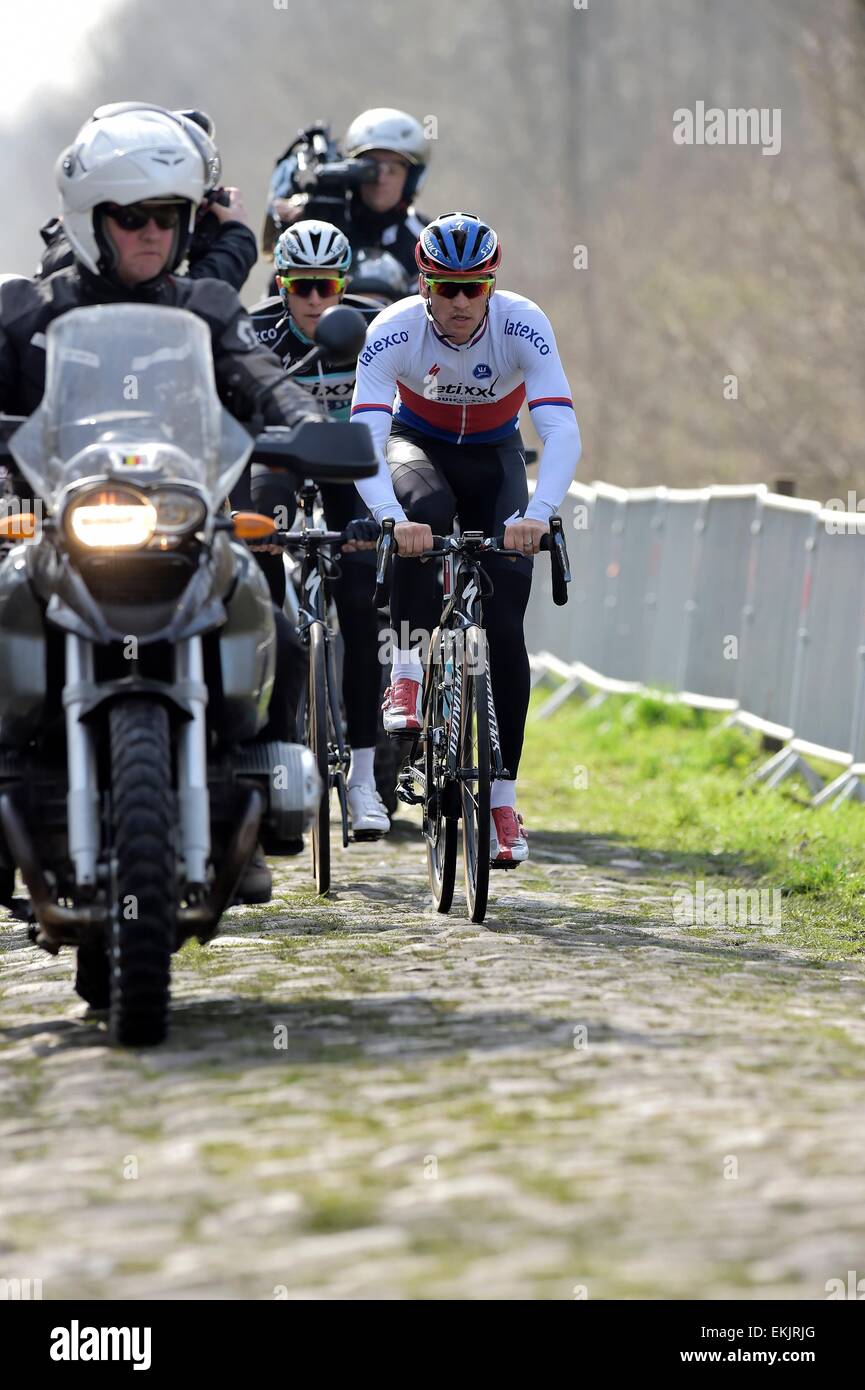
left=292, top=123, right=378, bottom=200
left=265, top=123, right=378, bottom=247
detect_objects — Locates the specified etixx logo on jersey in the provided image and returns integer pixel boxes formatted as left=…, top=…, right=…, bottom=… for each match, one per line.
left=473, top=362, right=492, bottom=379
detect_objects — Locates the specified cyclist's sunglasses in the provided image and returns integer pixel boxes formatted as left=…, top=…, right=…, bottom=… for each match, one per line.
left=103, top=201, right=186, bottom=231
left=425, top=276, right=495, bottom=300
left=278, top=275, right=347, bottom=298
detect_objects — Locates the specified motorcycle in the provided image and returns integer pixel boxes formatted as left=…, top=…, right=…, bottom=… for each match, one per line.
left=0, top=301, right=375, bottom=1046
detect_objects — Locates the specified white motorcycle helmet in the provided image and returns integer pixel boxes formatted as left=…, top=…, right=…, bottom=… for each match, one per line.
left=56, top=108, right=206, bottom=279
left=344, top=108, right=429, bottom=200
left=89, top=102, right=222, bottom=193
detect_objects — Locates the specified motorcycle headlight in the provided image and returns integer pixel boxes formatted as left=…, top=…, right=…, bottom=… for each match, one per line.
left=64, top=485, right=208, bottom=550
left=151, top=488, right=208, bottom=536
left=66, top=487, right=157, bottom=550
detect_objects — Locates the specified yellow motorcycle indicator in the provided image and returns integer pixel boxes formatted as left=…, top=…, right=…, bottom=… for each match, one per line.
left=0, top=512, right=39, bottom=540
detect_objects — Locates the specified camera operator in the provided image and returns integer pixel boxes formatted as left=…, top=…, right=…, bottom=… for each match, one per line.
left=35, top=105, right=258, bottom=293
left=262, top=107, right=430, bottom=285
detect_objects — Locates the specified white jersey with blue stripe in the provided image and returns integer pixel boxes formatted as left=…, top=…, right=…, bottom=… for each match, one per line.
left=350, top=289, right=581, bottom=524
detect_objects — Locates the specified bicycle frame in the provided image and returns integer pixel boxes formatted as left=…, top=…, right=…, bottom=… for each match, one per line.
left=381, top=517, right=571, bottom=919
left=434, top=539, right=506, bottom=784
left=285, top=480, right=351, bottom=851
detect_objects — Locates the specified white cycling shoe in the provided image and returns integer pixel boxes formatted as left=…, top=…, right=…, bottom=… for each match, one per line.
left=347, top=782, right=391, bottom=838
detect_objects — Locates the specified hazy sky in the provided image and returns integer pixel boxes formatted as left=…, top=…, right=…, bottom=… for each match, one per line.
left=0, top=0, right=126, bottom=120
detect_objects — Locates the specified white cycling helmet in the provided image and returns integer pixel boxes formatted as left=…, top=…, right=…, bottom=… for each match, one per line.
left=274, top=219, right=352, bottom=273
left=56, top=108, right=206, bottom=278
left=344, top=108, right=429, bottom=198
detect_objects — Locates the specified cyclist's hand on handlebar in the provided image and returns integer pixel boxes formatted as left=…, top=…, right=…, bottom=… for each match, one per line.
left=504, top=518, right=548, bottom=555
left=394, top=520, right=433, bottom=557
left=342, top=517, right=380, bottom=553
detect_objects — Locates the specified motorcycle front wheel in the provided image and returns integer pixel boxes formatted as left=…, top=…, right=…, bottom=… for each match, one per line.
left=107, top=700, right=176, bottom=1047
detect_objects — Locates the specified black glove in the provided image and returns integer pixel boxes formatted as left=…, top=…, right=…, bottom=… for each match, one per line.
left=343, top=517, right=380, bottom=544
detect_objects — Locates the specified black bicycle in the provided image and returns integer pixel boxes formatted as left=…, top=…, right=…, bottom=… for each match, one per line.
left=244, top=305, right=378, bottom=895
left=374, top=518, right=570, bottom=923
left=269, top=484, right=388, bottom=894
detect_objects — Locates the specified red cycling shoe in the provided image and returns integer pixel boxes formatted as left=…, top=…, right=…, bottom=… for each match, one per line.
left=382, top=677, right=423, bottom=733
left=490, top=807, right=529, bottom=865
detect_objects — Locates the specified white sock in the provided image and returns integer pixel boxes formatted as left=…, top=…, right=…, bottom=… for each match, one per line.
left=392, top=647, right=424, bottom=683
left=490, top=779, right=517, bottom=810
left=348, top=747, right=376, bottom=788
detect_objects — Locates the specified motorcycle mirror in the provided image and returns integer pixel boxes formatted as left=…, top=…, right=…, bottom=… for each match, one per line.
left=313, top=304, right=368, bottom=363
left=250, top=421, right=379, bottom=482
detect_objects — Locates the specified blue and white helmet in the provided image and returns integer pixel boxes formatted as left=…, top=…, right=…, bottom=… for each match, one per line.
left=415, top=212, right=501, bottom=276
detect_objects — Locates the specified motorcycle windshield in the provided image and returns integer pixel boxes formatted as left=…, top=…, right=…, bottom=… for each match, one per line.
left=10, top=304, right=253, bottom=510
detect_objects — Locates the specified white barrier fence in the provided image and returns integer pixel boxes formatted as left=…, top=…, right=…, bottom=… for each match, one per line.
left=526, top=481, right=865, bottom=805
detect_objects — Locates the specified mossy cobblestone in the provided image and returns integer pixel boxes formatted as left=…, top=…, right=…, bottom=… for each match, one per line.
left=1, top=816, right=864, bottom=1299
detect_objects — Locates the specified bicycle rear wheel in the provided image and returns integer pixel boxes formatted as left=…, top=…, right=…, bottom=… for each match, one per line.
left=460, top=634, right=492, bottom=924
left=424, top=632, right=457, bottom=913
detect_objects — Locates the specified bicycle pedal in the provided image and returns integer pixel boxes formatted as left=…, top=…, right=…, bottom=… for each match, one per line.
left=489, top=859, right=521, bottom=871
left=351, top=829, right=385, bottom=843
left=397, top=788, right=423, bottom=806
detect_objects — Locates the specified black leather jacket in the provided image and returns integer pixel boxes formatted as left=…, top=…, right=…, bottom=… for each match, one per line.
left=0, top=263, right=321, bottom=429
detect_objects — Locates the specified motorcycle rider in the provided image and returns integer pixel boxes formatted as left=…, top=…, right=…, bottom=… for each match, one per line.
left=265, top=108, right=430, bottom=285
left=35, top=104, right=258, bottom=293
left=249, top=220, right=391, bottom=837
left=0, top=107, right=327, bottom=902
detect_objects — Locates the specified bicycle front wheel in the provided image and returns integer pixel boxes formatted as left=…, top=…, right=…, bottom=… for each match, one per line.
left=424, top=631, right=457, bottom=914
left=460, top=633, right=492, bottom=924
left=301, top=622, right=331, bottom=895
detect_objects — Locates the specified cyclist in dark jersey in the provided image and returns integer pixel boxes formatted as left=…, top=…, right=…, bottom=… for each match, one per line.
left=249, top=220, right=392, bottom=837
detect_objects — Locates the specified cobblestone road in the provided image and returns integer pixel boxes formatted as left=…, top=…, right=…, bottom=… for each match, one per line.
left=2, top=815, right=864, bottom=1300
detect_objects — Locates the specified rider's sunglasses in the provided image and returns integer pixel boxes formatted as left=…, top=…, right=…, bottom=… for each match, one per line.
left=425, top=277, right=495, bottom=301
left=103, top=201, right=185, bottom=231
left=278, top=275, right=347, bottom=298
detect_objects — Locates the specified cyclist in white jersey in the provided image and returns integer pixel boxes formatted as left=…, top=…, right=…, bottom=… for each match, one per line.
left=350, top=212, right=581, bottom=864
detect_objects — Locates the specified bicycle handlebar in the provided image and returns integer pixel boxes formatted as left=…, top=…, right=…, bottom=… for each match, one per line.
left=373, top=516, right=571, bottom=609
left=273, top=527, right=353, bottom=548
